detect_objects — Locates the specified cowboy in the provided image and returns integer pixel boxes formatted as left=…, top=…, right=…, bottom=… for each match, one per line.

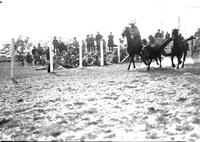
left=148, top=35, right=156, bottom=47
left=128, top=19, right=141, bottom=42
left=129, top=19, right=142, bottom=61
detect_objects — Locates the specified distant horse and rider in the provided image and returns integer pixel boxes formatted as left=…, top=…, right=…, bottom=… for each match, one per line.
left=163, top=29, right=195, bottom=69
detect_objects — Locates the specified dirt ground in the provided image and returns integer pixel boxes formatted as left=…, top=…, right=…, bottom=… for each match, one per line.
left=1, top=57, right=200, bottom=141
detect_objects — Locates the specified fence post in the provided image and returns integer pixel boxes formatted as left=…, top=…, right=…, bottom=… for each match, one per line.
left=79, top=41, right=83, bottom=68
left=49, top=43, right=54, bottom=73
left=100, top=40, right=104, bottom=66
left=191, top=38, right=194, bottom=56
left=118, top=44, right=120, bottom=63
left=11, top=38, right=15, bottom=79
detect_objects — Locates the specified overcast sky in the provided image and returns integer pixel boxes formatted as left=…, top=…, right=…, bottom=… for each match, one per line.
left=0, top=0, right=200, bottom=45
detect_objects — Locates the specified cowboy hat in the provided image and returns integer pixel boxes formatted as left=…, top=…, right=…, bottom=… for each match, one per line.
left=129, top=19, right=136, bottom=25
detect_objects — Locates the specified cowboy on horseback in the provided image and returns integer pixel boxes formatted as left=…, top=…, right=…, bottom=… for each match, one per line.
left=148, top=35, right=156, bottom=48
left=128, top=19, right=142, bottom=62
left=128, top=20, right=141, bottom=42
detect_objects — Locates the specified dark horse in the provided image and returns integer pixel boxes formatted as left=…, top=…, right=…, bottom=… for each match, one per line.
left=122, top=27, right=147, bottom=70
left=167, top=29, right=194, bottom=69
left=142, top=37, right=173, bottom=70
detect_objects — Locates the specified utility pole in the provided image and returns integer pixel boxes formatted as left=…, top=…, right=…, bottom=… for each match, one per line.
left=178, top=16, right=180, bottom=31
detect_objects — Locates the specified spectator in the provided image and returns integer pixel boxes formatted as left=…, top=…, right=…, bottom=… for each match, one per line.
left=73, top=37, right=79, bottom=48
left=73, top=37, right=79, bottom=55
left=33, top=51, right=40, bottom=66
left=26, top=53, right=33, bottom=66
left=154, top=29, right=163, bottom=39
left=81, top=40, right=86, bottom=55
left=102, top=36, right=106, bottom=53
left=90, top=34, right=95, bottom=53
left=165, top=32, right=170, bottom=40
left=108, top=32, right=114, bottom=52
left=85, top=35, right=91, bottom=53
left=95, top=32, right=102, bottom=52
left=32, top=46, right=37, bottom=56
left=18, top=52, right=25, bottom=66
left=37, top=43, right=44, bottom=56
left=52, top=36, right=59, bottom=54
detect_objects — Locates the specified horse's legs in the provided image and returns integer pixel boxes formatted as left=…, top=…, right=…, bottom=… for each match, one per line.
left=154, top=57, right=159, bottom=65
left=182, top=51, right=187, bottom=68
left=127, top=55, right=133, bottom=70
left=147, top=59, right=152, bottom=70
left=177, top=55, right=181, bottom=69
left=177, top=57, right=180, bottom=69
left=132, top=55, right=136, bottom=69
left=171, top=56, right=175, bottom=67
left=139, top=53, right=147, bottom=65
left=159, top=55, right=162, bottom=68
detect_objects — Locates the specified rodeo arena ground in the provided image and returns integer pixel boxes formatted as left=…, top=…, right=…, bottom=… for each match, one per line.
left=1, top=28, right=200, bottom=142
left=2, top=15, right=200, bottom=142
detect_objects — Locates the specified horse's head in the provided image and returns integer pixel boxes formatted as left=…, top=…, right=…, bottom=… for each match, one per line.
left=172, top=29, right=179, bottom=38
left=122, top=27, right=130, bottom=38
left=141, top=45, right=151, bottom=61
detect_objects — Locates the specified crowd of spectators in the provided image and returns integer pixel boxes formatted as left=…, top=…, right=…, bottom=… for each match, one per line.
left=15, top=31, right=126, bottom=68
